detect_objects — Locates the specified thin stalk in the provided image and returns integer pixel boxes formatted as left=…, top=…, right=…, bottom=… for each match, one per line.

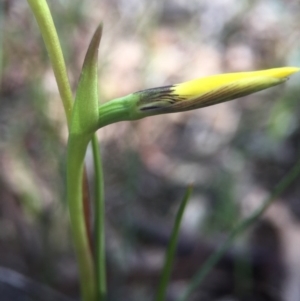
left=0, top=2, right=3, bottom=83
left=27, top=2, right=98, bottom=300
left=82, top=169, right=93, bottom=252
left=155, top=186, right=193, bottom=301
left=27, top=0, right=73, bottom=126
left=91, top=135, right=106, bottom=300
left=178, top=155, right=300, bottom=301
left=67, top=135, right=97, bottom=301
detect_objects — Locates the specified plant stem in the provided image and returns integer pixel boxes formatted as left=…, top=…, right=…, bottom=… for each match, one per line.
left=91, top=135, right=107, bottom=300
left=27, top=0, right=73, bottom=126
left=82, top=169, right=93, bottom=252
left=155, top=186, right=193, bottom=301
left=67, top=135, right=96, bottom=301
left=178, top=155, right=300, bottom=301
left=28, top=2, right=98, bottom=300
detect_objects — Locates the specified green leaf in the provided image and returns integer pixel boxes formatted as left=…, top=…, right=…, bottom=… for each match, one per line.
left=177, top=155, right=300, bottom=301
left=155, top=186, right=193, bottom=301
left=71, top=23, right=103, bottom=135
left=66, top=23, right=104, bottom=301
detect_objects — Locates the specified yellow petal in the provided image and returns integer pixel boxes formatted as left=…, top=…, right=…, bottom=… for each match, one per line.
left=137, top=67, right=299, bottom=114
left=174, top=67, right=299, bottom=96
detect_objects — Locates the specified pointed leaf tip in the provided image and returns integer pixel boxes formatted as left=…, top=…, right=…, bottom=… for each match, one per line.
left=71, top=23, right=103, bottom=135
left=84, top=23, right=103, bottom=67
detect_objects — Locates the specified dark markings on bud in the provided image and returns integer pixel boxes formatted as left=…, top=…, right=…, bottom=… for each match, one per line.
left=140, top=105, right=163, bottom=111
left=136, top=81, right=269, bottom=114
left=136, top=85, right=186, bottom=112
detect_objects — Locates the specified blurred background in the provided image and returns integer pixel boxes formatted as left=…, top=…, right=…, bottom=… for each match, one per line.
left=1, top=0, right=300, bottom=300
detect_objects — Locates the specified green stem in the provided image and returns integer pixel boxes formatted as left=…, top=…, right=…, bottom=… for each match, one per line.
left=67, top=135, right=96, bottom=301
left=97, top=96, right=135, bottom=128
left=178, top=155, right=300, bottom=301
left=27, top=0, right=73, bottom=126
left=91, top=135, right=107, bottom=300
left=28, top=2, right=98, bottom=300
left=0, top=2, right=3, bottom=82
left=155, top=186, right=193, bottom=301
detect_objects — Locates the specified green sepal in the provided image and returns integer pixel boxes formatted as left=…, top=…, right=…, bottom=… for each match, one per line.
left=71, top=23, right=103, bottom=135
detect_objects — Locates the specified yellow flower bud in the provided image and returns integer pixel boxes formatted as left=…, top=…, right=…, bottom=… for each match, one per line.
left=98, top=67, right=299, bottom=128
left=137, top=67, right=299, bottom=114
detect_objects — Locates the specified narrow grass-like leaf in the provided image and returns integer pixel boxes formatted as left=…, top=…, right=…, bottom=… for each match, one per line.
left=27, top=0, right=73, bottom=126
left=155, top=186, right=193, bottom=301
left=177, top=155, right=300, bottom=301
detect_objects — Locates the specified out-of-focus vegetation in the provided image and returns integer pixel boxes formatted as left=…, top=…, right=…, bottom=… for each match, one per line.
left=1, top=0, right=300, bottom=300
